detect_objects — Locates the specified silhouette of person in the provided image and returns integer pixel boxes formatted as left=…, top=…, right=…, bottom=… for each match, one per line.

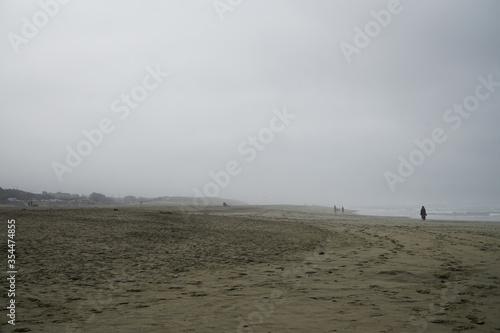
left=342, top=206, right=344, bottom=214
left=420, top=206, right=427, bottom=221
left=334, top=205, right=337, bottom=214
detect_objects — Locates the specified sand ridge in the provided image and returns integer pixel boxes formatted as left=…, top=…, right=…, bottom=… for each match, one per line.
left=1, top=205, right=499, bottom=332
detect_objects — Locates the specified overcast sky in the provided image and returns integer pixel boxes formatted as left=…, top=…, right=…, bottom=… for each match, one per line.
left=1, top=0, right=499, bottom=207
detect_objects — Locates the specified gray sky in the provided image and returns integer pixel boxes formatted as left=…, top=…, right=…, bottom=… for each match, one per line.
left=1, top=0, right=499, bottom=207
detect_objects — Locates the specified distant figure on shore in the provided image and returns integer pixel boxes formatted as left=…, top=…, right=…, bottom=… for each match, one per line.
left=223, top=202, right=228, bottom=207
left=420, top=206, right=427, bottom=220
left=334, top=205, right=337, bottom=214
left=342, top=206, right=344, bottom=214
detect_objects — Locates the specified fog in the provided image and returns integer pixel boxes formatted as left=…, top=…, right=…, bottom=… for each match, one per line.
left=1, top=0, right=499, bottom=207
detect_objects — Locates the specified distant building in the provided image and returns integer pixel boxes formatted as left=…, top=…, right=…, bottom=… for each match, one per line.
left=52, top=192, right=77, bottom=200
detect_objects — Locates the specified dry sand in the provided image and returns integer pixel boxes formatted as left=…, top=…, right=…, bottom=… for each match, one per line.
left=1, top=205, right=499, bottom=332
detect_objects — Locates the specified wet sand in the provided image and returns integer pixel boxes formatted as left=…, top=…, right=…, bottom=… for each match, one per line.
left=1, top=205, right=499, bottom=332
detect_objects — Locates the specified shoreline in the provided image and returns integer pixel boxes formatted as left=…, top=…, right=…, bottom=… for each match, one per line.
left=2, top=202, right=499, bottom=223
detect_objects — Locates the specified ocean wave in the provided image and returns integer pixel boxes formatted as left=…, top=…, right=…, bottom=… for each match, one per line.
left=355, top=206, right=500, bottom=222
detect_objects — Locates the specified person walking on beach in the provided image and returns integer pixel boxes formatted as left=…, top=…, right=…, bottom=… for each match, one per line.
left=334, top=205, right=337, bottom=214
left=420, top=206, right=427, bottom=220
left=342, top=206, right=344, bottom=214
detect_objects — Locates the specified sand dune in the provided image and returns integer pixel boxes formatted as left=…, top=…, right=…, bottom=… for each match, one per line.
left=1, top=205, right=499, bottom=332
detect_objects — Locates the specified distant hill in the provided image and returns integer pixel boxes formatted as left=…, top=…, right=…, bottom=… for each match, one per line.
left=0, top=187, right=246, bottom=207
left=0, top=187, right=54, bottom=201
left=146, top=196, right=247, bottom=206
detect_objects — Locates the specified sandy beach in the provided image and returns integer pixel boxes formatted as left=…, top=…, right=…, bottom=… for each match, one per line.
left=1, top=205, right=499, bottom=332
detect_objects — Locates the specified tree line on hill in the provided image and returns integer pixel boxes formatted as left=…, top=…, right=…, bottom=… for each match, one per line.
left=0, top=187, right=245, bottom=206
left=0, top=187, right=55, bottom=201
left=0, top=187, right=117, bottom=204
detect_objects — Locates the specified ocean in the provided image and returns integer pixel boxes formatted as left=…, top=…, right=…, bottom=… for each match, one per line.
left=354, top=204, right=500, bottom=222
